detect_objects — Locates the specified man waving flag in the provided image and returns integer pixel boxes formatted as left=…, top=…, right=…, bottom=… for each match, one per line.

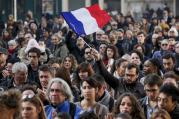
left=61, top=4, right=111, bottom=36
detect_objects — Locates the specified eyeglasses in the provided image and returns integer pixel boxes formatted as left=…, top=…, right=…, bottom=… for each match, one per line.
left=161, top=44, right=168, bottom=46
left=22, top=94, right=35, bottom=100
left=145, top=89, right=158, bottom=92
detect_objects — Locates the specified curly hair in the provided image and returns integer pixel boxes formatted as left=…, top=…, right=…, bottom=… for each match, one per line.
left=114, top=93, right=145, bottom=119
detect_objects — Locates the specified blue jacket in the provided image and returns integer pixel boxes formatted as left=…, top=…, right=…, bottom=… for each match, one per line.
left=45, top=100, right=82, bottom=119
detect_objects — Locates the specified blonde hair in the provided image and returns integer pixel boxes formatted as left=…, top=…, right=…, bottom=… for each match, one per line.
left=151, top=109, right=171, bottom=119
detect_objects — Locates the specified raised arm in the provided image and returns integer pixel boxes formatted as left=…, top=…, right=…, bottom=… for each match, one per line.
left=91, top=48, right=121, bottom=90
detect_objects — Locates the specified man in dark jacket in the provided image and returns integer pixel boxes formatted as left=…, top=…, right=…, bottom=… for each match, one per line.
left=93, top=50, right=145, bottom=100
left=139, top=74, right=163, bottom=119
left=157, top=84, right=179, bottom=119
left=0, top=62, right=28, bottom=90
left=92, top=48, right=145, bottom=99
left=92, top=74, right=114, bottom=112
left=27, top=47, right=41, bottom=87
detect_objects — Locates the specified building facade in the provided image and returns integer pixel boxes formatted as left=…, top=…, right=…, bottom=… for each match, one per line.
left=0, top=0, right=177, bottom=22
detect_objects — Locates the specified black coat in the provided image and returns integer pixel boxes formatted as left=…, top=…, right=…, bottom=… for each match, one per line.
left=170, top=104, right=179, bottom=119
left=96, top=60, right=145, bottom=99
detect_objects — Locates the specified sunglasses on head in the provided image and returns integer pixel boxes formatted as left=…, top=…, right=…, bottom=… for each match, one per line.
left=22, top=94, right=35, bottom=100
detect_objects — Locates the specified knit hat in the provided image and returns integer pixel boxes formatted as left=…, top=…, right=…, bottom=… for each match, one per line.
left=0, top=47, right=8, bottom=55
left=25, top=38, right=41, bottom=54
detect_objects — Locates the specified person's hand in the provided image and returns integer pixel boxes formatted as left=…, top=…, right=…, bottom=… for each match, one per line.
left=2, top=70, right=10, bottom=78
left=105, top=113, right=113, bottom=119
left=91, top=48, right=101, bottom=61
left=37, top=88, right=47, bottom=101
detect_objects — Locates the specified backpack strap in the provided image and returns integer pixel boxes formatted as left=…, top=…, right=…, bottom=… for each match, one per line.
left=69, top=102, right=76, bottom=119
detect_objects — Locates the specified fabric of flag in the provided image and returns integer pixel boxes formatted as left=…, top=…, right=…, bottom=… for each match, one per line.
left=61, top=4, right=111, bottom=36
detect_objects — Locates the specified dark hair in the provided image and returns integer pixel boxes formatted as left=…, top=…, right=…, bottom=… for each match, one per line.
left=133, top=44, right=145, bottom=54
left=0, top=89, right=21, bottom=109
left=20, top=84, right=37, bottom=94
left=148, top=58, right=162, bottom=70
left=114, top=93, right=145, bottom=119
left=82, top=76, right=98, bottom=89
left=126, top=63, right=139, bottom=75
left=115, top=58, right=128, bottom=69
left=163, top=71, right=179, bottom=82
left=77, top=62, right=94, bottom=76
left=159, top=84, right=179, bottom=102
left=162, top=53, right=175, bottom=63
left=28, top=47, right=41, bottom=58
left=130, top=50, right=144, bottom=62
left=62, top=54, right=78, bottom=72
left=79, top=111, right=99, bottom=119
left=104, top=44, right=119, bottom=60
left=55, top=66, right=72, bottom=87
left=39, top=64, right=54, bottom=76
left=144, top=73, right=163, bottom=87
left=16, top=37, right=25, bottom=47
left=48, top=57, right=62, bottom=65
left=137, top=31, right=146, bottom=37
left=144, top=58, right=162, bottom=76
left=90, top=74, right=106, bottom=88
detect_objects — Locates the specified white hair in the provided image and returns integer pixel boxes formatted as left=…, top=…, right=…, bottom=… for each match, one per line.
left=168, top=27, right=178, bottom=37
left=12, top=62, right=28, bottom=74
left=8, top=40, right=17, bottom=46
left=46, top=78, right=74, bottom=102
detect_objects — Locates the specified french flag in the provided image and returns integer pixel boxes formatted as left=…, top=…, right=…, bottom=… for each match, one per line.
left=61, top=4, right=111, bottom=36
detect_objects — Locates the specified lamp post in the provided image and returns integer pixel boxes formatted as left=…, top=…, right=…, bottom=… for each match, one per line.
left=14, top=0, right=17, bottom=21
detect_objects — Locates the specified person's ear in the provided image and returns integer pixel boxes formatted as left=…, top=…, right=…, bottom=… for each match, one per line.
left=37, top=107, right=42, bottom=113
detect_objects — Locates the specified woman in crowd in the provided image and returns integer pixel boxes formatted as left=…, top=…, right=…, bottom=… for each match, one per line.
left=133, top=44, right=148, bottom=61
left=98, top=42, right=108, bottom=60
left=103, top=44, right=119, bottom=73
left=114, top=93, right=145, bottom=119
left=21, top=94, right=47, bottom=119
left=130, top=50, right=144, bottom=69
left=130, top=50, right=144, bottom=79
left=150, top=109, right=171, bottom=119
left=62, top=54, right=78, bottom=78
left=140, top=58, right=163, bottom=84
left=72, top=62, right=94, bottom=90
left=77, top=76, right=108, bottom=119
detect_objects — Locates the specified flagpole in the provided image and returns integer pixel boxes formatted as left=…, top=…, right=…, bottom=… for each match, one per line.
left=82, top=38, right=92, bottom=49
left=80, top=36, right=99, bottom=53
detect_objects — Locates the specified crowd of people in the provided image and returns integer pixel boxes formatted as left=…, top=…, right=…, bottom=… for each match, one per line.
left=0, top=5, right=179, bottom=119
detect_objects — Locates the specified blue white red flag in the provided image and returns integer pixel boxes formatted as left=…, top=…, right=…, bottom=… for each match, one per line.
left=61, top=4, right=111, bottom=36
